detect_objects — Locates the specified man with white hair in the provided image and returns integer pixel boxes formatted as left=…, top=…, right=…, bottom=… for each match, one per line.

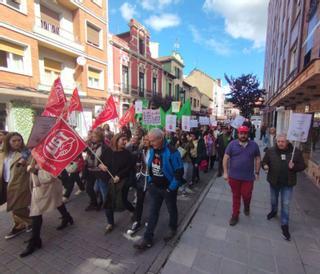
left=134, top=128, right=184, bottom=250
left=262, top=133, right=306, bottom=241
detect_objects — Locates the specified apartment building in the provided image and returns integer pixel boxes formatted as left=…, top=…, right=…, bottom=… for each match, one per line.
left=264, top=0, right=320, bottom=185
left=108, top=19, right=163, bottom=118
left=0, top=0, right=108, bottom=138
left=185, top=69, right=224, bottom=118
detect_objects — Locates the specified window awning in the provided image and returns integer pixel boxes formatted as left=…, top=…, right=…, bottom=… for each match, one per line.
left=0, top=40, right=24, bottom=56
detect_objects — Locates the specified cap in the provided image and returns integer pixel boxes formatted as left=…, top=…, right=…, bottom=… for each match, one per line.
left=238, top=126, right=249, bottom=133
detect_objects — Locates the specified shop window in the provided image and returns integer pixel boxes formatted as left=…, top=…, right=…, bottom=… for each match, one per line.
left=87, top=22, right=101, bottom=48
left=44, top=58, right=61, bottom=85
left=0, top=40, right=25, bottom=73
left=88, top=67, right=103, bottom=89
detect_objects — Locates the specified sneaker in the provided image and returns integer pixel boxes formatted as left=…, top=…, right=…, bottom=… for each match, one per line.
left=244, top=207, right=250, bottom=216
left=267, top=211, right=277, bottom=220
left=163, top=230, right=177, bottom=242
left=105, top=224, right=113, bottom=234
left=229, top=216, right=239, bottom=226
left=127, top=222, right=141, bottom=235
left=281, top=225, right=291, bottom=241
left=5, top=227, right=26, bottom=240
left=133, top=239, right=153, bottom=250
left=184, top=187, right=194, bottom=194
left=26, top=225, right=32, bottom=233
left=62, top=197, right=69, bottom=203
left=75, top=190, right=83, bottom=196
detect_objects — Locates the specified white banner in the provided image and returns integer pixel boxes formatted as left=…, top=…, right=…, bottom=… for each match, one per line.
left=166, top=114, right=177, bottom=132
left=135, top=100, right=143, bottom=114
left=199, top=116, right=210, bottom=125
left=190, top=119, right=198, bottom=128
left=171, top=101, right=181, bottom=113
left=182, top=115, right=191, bottom=132
left=142, top=109, right=161, bottom=125
left=287, top=113, right=312, bottom=142
left=230, top=115, right=246, bottom=129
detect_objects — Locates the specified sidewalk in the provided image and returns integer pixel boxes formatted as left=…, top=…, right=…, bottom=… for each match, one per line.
left=161, top=171, right=320, bottom=274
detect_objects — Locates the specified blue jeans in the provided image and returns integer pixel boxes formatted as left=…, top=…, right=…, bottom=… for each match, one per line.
left=270, top=185, right=293, bottom=225
left=96, top=179, right=112, bottom=223
left=144, top=184, right=178, bottom=242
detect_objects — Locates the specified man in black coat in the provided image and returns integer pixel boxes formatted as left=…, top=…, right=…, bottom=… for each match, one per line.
left=216, top=125, right=233, bottom=177
left=262, top=133, right=306, bottom=241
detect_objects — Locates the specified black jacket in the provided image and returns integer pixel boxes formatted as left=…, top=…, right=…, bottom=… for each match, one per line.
left=262, top=143, right=306, bottom=187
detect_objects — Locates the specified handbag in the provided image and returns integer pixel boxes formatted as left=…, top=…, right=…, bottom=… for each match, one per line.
left=199, top=160, right=208, bottom=171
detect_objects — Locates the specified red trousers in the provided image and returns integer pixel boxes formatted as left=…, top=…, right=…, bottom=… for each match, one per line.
left=228, top=178, right=254, bottom=218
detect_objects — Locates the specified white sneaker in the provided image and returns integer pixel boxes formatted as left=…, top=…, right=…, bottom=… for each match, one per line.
left=75, top=190, right=83, bottom=195
left=184, top=187, right=194, bottom=194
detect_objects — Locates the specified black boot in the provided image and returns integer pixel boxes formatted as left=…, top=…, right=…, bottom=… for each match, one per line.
left=267, top=210, right=277, bottom=220
left=281, top=225, right=291, bottom=241
left=57, top=204, right=74, bottom=230
left=20, top=238, right=42, bottom=258
left=57, top=213, right=73, bottom=230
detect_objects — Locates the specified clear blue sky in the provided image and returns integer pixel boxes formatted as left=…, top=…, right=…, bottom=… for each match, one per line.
left=108, top=0, right=268, bottom=87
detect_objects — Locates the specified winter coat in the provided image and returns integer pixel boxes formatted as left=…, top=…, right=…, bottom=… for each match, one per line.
left=2, top=151, right=31, bottom=212
left=147, top=140, right=184, bottom=191
left=30, top=170, right=63, bottom=216
left=262, top=144, right=306, bottom=187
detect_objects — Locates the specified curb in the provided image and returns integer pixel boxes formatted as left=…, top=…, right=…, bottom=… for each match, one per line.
left=146, top=174, right=217, bottom=274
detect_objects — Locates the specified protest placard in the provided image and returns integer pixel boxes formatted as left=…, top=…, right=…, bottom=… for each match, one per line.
left=190, top=119, right=198, bottom=128
left=135, top=100, right=143, bottom=114
left=287, top=113, right=312, bottom=142
left=142, top=109, right=161, bottom=125
left=166, top=115, right=177, bottom=132
left=230, top=115, right=246, bottom=129
left=199, top=116, right=210, bottom=125
left=171, top=101, right=181, bottom=113
left=182, top=115, right=191, bottom=132
left=27, top=116, right=57, bottom=148
left=210, top=117, right=217, bottom=127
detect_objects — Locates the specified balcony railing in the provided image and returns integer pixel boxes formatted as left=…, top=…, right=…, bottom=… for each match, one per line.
left=41, top=20, right=60, bottom=35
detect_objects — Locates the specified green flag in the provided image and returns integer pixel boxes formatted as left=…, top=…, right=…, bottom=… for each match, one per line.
left=166, top=105, right=172, bottom=115
left=177, top=99, right=191, bottom=119
left=142, top=99, right=149, bottom=109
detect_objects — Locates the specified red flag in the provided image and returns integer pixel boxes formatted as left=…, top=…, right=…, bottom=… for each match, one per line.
left=92, top=96, right=118, bottom=129
left=68, top=88, right=83, bottom=113
left=32, top=119, right=87, bottom=177
left=42, top=77, right=67, bottom=117
left=119, top=105, right=135, bottom=127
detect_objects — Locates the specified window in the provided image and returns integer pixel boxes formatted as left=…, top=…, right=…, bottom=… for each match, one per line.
left=139, top=72, right=144, bottom=96
left=168, top=82, right=172, bottom=97
left=175, top=67, right=180, bottom=78
left=139, top=38, right=145, bottom=55
left=305, top=11, right=318, bottom=53
left=175, top=84, right=179, bottom=100
left=44, top=58, right=61, bottom=85
left=7, top=0, right=20, bottom=9
left=87, top=22, right=101, bottom=48
left=122, top=65, right=129, bottom=93
left=88, top=67, right=103, bottom=89
left=152, top=76, right=157, bottom=95
left=289, top=44, right=297, bottom=73
left=40, top=5, right=60, bottom=35
left=91, top=0, right=102, bottom=6
left=0, top=40, right=25, bottom=73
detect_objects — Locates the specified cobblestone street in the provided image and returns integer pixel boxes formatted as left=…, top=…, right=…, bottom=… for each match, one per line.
left=0, top=171, right=213, bottom=274
left=162, top=167, right=320, bottom=274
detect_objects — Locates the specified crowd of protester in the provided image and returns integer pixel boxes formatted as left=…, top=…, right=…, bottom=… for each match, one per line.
left=0, top=119, right=307, bottom=257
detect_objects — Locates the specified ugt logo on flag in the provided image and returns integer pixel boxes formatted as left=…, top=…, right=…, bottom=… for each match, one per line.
left=32, top=119, right=87, bottom=176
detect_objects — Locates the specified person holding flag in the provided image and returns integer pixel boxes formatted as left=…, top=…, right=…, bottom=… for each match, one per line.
left=20, top=160, right=74, bottom=257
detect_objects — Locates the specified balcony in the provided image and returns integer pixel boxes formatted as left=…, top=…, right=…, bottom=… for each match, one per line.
left=33, top=16, right=84, bottom=54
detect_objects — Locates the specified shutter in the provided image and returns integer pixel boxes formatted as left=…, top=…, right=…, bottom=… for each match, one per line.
left=40, top=5, right=60, bottom=27
left=44, top=58, right=61, bottom=73
left=0, top=40, right=24, bottom=56
left=87, top=24, right=100, bottom=46
left=12, top=0, right=21, bottom=4
left=88, top=68, right=100, bottom=80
